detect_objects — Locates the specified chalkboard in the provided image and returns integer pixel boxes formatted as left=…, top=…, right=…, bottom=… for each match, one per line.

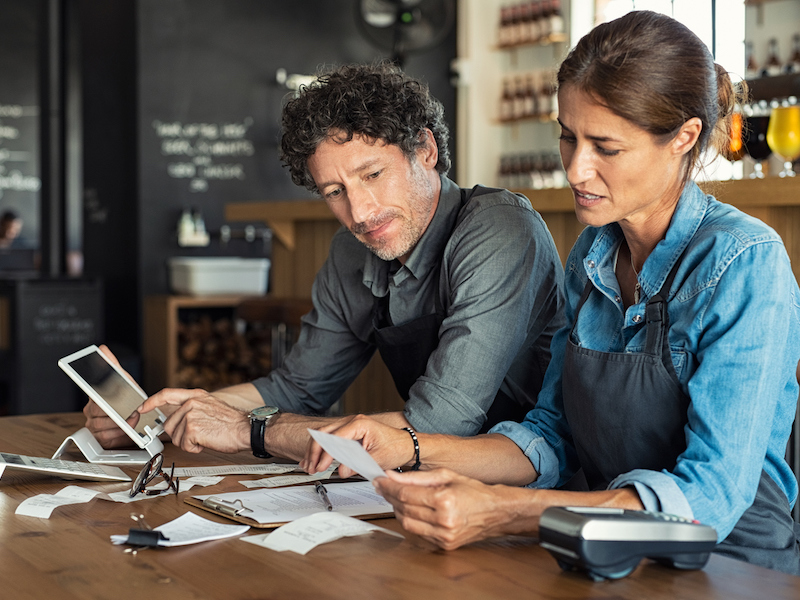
left=0, top=279, right=104, bottom=414
left=135, top=0, right=457, bottom=296
left=0, top=0, right=41, bottom=248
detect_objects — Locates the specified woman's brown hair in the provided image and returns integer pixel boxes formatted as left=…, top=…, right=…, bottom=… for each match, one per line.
left=557, top=10, right=743, bottom=184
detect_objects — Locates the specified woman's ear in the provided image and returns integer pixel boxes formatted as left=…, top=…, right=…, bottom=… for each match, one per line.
left=672, top=117, right=703, bottom=157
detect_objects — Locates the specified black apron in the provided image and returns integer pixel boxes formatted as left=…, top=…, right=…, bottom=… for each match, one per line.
left=371, top=186, right=532, bottom=433
left=562, top=256, right=800, bottom=575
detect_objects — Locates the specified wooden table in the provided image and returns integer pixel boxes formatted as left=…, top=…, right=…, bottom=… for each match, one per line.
left=1, top=413, right=797, bottom=600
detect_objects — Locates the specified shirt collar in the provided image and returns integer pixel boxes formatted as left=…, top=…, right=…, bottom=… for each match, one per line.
left=363, top=175, right=461, bottom=296
left=585, top=181, right=708, bottom=299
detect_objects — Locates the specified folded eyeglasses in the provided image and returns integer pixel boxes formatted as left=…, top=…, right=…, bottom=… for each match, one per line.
left=130, top=453, right=180, bottom=498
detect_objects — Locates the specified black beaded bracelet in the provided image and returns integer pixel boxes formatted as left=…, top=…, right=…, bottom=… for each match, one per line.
left=401, top=427, right=421, bottom=471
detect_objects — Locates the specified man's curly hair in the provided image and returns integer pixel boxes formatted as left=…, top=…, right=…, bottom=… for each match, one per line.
left=280, top=62, right=451, bottom=194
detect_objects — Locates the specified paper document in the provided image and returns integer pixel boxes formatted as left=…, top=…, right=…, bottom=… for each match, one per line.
left=172, top=464, right=300, bottom=478
left=240, top=465, right=336, bottom=489
left=16, top=486, right=102, bottom=518
left=243, top=512, right=403, bottom=555
left=307, top=429, right=386, bottom=482
left=111, top=511, right=249, bottom=547
left=191, top=481, right=392, bottom=526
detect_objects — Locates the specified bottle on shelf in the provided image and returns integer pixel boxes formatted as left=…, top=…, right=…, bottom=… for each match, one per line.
left=549, top=0, right=565, bottom=39
left=508, top=4, right=521, bottom=47
left=524, top=73, right=538, bottom=119
left=762, top=38, right=782, bottom=77
left=498, top=5, right=512, bottom=47
left=500, top=78, right=515, bottom=122
left=537, top=73, right=554, bottom=120
left=526, top=1, right=542, bottom=45
left=513, top=76, right=527, bottom=121
left=785, top=34, right=800, bottom=74
left=498, top=151, right=567, bottom=191
left=745, top=41, right=759, bottom=80
left=538, top=0, right=553, bottom=41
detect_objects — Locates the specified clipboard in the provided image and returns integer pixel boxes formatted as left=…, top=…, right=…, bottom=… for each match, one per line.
left=184, top=481, right=394, bottom=529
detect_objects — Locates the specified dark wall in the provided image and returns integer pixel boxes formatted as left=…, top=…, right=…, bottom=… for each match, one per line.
left=0, top=0, right=41, bottom=247
left=79, top=1, right=138, bottom=355
left=136, top=0, right=458, bottom=300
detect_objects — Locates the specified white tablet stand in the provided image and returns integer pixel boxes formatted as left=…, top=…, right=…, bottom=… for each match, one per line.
left=52, top=427, right=164, bottom=465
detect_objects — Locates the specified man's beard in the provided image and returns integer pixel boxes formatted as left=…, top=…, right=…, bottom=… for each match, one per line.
left=351, top=210, right=424, bottom=261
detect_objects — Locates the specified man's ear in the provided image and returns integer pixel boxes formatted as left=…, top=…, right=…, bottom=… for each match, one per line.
left=417, top=128, right=438, bottom=168
left=671, top=117, right=703, bottom=157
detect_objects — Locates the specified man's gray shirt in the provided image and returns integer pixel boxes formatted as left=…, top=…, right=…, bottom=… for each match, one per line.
left=252, top=176, right=566, bottom=436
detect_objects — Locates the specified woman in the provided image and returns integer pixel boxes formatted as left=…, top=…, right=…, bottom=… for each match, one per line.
left=303, top=11, right=800, bottom=574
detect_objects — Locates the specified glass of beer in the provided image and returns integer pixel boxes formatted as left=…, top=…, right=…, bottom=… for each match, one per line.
left=766, top=105, right=800, bottom=177
left=744, top=102, right=771, bottom=179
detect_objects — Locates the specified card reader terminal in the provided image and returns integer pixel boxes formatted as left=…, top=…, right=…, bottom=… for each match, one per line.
left=538, top=506, right=718, bottom=581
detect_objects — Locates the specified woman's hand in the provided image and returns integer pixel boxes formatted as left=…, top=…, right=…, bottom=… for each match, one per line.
left=374, top=468, right=533, bottom=550
left=301, top=414, right=416, bottom=477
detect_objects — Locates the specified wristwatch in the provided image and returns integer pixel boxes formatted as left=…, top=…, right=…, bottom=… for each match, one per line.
left=248, top=406, right=279, bottom=459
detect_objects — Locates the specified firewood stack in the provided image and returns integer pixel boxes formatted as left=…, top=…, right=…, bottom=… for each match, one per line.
left=174, top=313, right=276, bottom=391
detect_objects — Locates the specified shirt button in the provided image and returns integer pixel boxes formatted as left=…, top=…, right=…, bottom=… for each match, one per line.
left=587, top=260, right=596, bottom=269
left=614, top=295, right=621, bottom=303
left=632, top=314, right=642, bottom=323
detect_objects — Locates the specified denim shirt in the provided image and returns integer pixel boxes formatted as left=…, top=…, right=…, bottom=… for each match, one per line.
left=253, top=176, right=565, bottom=435
left=492, top=181, right=800, bottom=541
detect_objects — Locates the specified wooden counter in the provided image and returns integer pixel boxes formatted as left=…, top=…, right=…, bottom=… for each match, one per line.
left=1, top=412, right=798, bottom=599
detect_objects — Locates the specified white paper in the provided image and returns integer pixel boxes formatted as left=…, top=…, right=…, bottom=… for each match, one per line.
left=243, top=512, right=403, bottom=555
left=193, top=481, right=392, bottom=525
left=172, top=464, right=300, bottom=478
left=15, top=485, right=102, bottom=518
left=239, top=465, right=336, bottom=489
left=307, top=429, right=386, bottom=482
left=111, top=511, right=249, bottom=547
left=0, top=464, right=6, bottom=479
left=99, top=475, right=224, bottom=504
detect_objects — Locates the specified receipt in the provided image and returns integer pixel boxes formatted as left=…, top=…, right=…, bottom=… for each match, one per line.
left=243, top=512, right=402, bottom=555
left=15, top=486, right=102, bottom=518
left=307, top=429, right=386, bottom=482
left=240, top=465, right=336, bottom=489
left=111, top=511, right=249, bottom=547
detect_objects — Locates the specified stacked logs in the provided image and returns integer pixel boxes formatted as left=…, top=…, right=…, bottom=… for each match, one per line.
left=175, top=313, right=274, bottom=391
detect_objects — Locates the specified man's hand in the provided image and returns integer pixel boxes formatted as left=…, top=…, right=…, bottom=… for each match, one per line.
left=82, top=344, right=153, bottom=448
left=301, top=414, right=416, bottom=477
left=138, top=388, right=251, bottom=454
left=374, top=468, right=524, bottom=550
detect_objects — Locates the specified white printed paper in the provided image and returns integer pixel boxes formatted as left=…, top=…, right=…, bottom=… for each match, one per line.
left=172, top=464, right=300, bottom=478
left=15, top=485, right=102, bottom=518
left=243, top=512, right=403, bottom=555
left=239, top=465, right=336, bottom=489
left=307, top=429, right=386, bottom=482
left=0, top=464, right=6, bottom=479
left=99, top=475, right=224, bottom=503
left=193, top=481, right=392, bottom=525
left=111, top=511, right=249, bottom=546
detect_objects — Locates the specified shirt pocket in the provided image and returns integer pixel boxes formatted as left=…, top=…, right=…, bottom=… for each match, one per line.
left=669, top=347, right=688, bottom=380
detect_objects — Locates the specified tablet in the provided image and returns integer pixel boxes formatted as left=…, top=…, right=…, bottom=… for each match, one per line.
left=58, top=345, right=166, bottom=450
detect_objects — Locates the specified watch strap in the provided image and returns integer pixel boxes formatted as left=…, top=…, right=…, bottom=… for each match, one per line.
left=250, top=416, right=271, bottom=459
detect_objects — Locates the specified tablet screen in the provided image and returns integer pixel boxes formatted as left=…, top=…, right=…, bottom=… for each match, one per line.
left=67, top=351, right=161, bottom=436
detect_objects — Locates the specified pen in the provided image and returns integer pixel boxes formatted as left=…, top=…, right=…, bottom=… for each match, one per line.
left=314, top=481, right=333, bottom=511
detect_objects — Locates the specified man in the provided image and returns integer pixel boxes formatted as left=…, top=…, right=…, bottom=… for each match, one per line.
left=85, top=62, right=565, bottom=463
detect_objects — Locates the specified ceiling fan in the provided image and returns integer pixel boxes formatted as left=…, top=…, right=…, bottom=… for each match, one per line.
left=356, top=0, right=456, bottom=67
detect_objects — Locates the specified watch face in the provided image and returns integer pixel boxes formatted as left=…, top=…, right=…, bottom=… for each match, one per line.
left=250, top=406, right=279, bottom=420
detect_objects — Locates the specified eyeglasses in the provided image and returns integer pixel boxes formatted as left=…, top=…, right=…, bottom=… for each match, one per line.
left=130, top=453, right=180, bottom=498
